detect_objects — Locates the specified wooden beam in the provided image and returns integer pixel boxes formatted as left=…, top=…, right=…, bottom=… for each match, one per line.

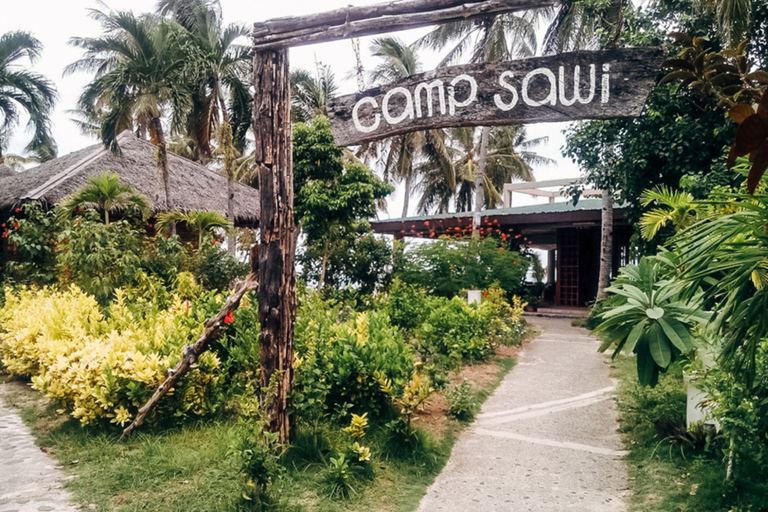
left=253, top=0, right=554, bottom=50
left=503, top=178, right=580, bottom=190
left=253, top=48, right=297, bottom=443
left=327, top=48, right=663, bottom=146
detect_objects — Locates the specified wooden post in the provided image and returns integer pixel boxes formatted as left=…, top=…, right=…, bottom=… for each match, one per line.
left=252, top=48, right=296, bottom=443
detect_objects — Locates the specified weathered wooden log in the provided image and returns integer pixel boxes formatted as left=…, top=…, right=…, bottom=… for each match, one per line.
left=327, top=47, right=664, bottom=146
left=120, top=274, right=259, bottom=439
left=254, top=0, right=495, bottom=37
left=253, top=48, right=297, bottom=444
left=252, top=0, right=554, bottom=50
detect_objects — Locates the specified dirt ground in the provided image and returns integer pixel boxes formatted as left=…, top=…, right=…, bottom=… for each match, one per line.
left=414, top=340, right=528, bottom=440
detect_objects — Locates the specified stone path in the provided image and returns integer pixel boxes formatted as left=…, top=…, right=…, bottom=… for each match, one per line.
left=0, top=387, right=78, bottom=512
left=417, top=317, right=629, bottom=512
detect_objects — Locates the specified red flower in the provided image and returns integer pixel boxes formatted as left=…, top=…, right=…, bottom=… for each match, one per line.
left=12, top=221, right=19, bottom=229
left=483, top=291, right=488, bottom=296
left=212, top=239, right=218, bottom=245
left=224, top=312, right=234, bottom=324
left=14, top=207, right=21, bottom=213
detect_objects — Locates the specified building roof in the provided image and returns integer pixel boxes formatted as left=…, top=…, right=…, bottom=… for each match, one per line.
left=0, top=131, right=260, bottom=226
left=371, top=199, right=627, bottom=246
left=0, top=164, right=14, bottom=179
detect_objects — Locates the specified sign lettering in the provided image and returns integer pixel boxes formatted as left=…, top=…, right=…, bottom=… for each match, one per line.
left=327, top=48, right=663, bottom=146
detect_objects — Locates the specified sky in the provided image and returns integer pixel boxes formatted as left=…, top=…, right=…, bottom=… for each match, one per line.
left=2, top=0, right=583, bottom=218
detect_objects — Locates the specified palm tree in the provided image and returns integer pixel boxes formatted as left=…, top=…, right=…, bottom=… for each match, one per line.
left=416, top=11, right=542, bottom=224
left=0, top=31, right=57, bottom=165
left=427, top=126, right=550, bottom=213
left=639, top=186, right=698, bottom=241
left=157, top=0, right=252, bottom=162
left=66, top=9, right=192, bottom=212
left=156, top=209, right=231, bottom=246
left=291, top=64, right=338, bottom=124
left=360, top=37, right=453, bottom=218
left=58, top=172, right=152, bottom=225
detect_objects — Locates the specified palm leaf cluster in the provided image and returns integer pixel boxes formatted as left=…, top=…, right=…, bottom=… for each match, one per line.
left=59, top=172, right=152, bottom=225
left=675, top=190, right=768, bottom=385
left=594, top=254, right=709, bottom=386
left=0, top=31, right=57, bottom=162
left=67, top=0, right=252, bottom=161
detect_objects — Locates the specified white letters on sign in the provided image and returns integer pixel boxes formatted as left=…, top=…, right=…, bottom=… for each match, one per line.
left=351, top=62, right=613, bottom=134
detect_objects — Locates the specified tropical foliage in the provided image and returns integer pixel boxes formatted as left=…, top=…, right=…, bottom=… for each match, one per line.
left=593, top=254, right=709, bottom=386
left=0, top=31, right=57, bottom=162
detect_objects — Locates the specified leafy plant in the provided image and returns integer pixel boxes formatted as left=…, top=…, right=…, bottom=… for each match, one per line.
left=229, top=419, right=282, bottom=506
left=4, top=202, right=58, bottom=285
left=446, top=381, right=478, bottom=421
left=398, top=237, right=529, bottom=298
left=416, top=297, right=491, bottom=365
left=323, top=454, right=355, bottom=499
left=593, top=254, right=709, bottom=386
left=0, top=286, right=228, bottom=426
left=58, top=171, right=152, bottom=225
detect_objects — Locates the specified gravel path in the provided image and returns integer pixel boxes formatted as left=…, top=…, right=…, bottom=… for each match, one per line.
left=417, top=317, right=629, bottom=512
left=0, top=386, right=78, bottom=512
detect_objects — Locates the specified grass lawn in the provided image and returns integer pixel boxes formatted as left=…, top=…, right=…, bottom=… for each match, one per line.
left=612, top=355, right=768, bottom=512
left=1, top=348, right=520, bottom=512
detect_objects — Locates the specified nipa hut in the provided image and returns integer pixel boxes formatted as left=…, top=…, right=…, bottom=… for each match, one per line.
left=0, top=131, right=260, bottom=226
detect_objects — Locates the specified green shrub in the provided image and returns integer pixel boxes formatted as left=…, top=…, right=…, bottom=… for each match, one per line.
left=0, top=286, right=247, bottom=427
left=398, top=237, right=529, bottom=298
left=446, top=381, right=478, bottom=421
left=229, top=419, right=282, bottom=505
left=4, top=203, right=58, bottom=286
left=294, top=292, right=415, bottom=420
left=415, top=297, right=491, bottom=365
left=379, top=278, right=430, bottom=334
left=192, top=234, right=249, bottom=291
left=478, top=285, right=527, bottom=346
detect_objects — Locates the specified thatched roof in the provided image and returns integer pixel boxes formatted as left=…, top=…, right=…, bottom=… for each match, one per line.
left=0, top=131, right=259, bottom=226
left=0, top=164, right=14, bottom=179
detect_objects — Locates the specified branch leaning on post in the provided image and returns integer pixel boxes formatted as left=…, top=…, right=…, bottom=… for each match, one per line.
left=120, top=274, right=259, bottom=439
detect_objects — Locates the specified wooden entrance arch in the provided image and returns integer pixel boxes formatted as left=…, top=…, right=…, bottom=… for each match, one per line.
left=250, top=0, right=662, bottom=440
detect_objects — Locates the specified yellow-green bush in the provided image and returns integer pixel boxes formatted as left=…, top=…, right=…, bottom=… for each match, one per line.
left=0, top=286, right=221, bottom=426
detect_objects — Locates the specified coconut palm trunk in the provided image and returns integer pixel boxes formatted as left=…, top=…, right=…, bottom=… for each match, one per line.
left=150, top=117, right=173, bottom=211
left=401, top=173, right=412, bottom=218
left=227, top=178, right=236, bottom=254
left=219, top=121, right=238, bottom=256
left=317, top=238, right=330, bottom=291
left=596, top=189, right=613, bottom=301
left=473, top=126, right=491, bottom=233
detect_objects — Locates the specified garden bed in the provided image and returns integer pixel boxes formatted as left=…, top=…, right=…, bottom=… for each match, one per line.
left=612, top=355, right=768, bottom=512
left=0, top=338, right=526, bottom=512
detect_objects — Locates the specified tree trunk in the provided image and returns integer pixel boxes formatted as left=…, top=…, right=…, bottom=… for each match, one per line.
left=221, top=122, right=238, bottom=256
left=150, top=117, right=175, bottom=235
left=227, top=177, right=237, bottom=255
left=0, top=144, right=4, bottom=165
left=596, top=189, right=613, bottom=301
left=317, top=238, right=330, bottom=291
left=253, top=48, right=296, bottom=443
left=473, top=126, right=491, bottom=234
left=401, top=173, right=412, bottom=218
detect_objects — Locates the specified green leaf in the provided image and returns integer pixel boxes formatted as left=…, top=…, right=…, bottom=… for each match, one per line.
left=624, top=322, right=646, bottom=354
left=646, top=307, right=665, bottom=319
left=636, top=339, right=658, bottom=387
left=657, top=317, right=693, bottom=354
left=648, top=324, right=672, bottom=368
